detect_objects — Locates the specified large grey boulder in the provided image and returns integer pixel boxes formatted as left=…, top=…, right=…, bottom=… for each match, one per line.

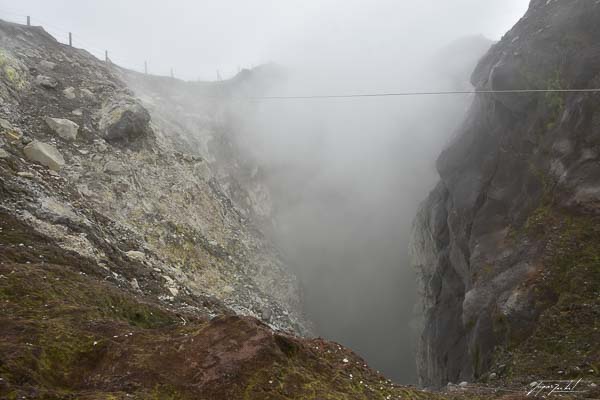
left=35, top=74, right=58, bottom=89
left=45, top=117, right=79, bottom=141
left=80, top=88, right=95, bottom=101
left=103, top=160, right=125, bottom=175
left=0, top=118, right=13, bottom=131
left=98, top=94, right=152, bottom=145
left=24, top=141, right=65, bottom=171
left=39, top=60, right=56, bottom=70
left=63, top=87, right=76, bottom=99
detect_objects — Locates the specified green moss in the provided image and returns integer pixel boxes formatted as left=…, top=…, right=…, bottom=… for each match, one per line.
left=473, top=346, right=481, bottom=380
left=544, top=70, right=565, bottom=130
left=0, top=213, right=451, bottom=400
left=148, top=385, right=185, bottom=400
left=100, top=294, right=175, bottom=329
left=492, top=208, right=600, bottom=383
left=237, top=341, right=439, bottom=400
left=0, top=50, right=27, bottom=90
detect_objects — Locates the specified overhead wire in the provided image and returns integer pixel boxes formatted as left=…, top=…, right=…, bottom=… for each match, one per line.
left=246, top=88, right=600, bottom=100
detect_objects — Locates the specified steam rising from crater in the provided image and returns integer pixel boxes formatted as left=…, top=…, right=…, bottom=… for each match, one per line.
left=13, top=0, right=529, bottom=382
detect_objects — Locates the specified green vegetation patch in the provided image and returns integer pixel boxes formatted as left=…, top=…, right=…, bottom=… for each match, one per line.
left=494, top=207, right=600, bottom=386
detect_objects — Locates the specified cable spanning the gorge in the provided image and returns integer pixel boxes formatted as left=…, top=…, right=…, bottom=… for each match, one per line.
left=247, top=88, right=600, bottom=100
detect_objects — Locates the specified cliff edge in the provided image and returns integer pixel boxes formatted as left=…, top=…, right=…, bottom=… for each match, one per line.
left=411, top=0, right=600, bottom=390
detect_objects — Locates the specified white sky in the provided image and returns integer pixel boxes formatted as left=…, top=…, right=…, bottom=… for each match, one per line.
left=0, top=1, right=529, bottom=81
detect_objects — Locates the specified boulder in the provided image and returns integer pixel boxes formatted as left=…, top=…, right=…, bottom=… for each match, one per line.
left=45, top=117, right=79, bottom=141
left=0, top=118, right=13, bottom=131
left=98, top=95, right=152, bottom=145
left=103, top=160, right=125, bottom=175
left=63, top=87, right=76, bottom=99
left=35, top=74, right=58, bottom=89
left=80, top=88, right=95, bottom=100
left=39, top=60, right=56, bottom=70
left=17, top=172, right=35, bottom=179
left=23, top=141, right=65, bottom=171
left=0, top=148, right=9, bottom=158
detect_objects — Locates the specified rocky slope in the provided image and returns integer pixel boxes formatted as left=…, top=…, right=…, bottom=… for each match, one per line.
left=117, top=64, right=282, bottom=230
left=1, top=210, right=448, bottom=399
left=0, top=19, right=307, bottom=336
left=411, top=0, right=600, bottom=391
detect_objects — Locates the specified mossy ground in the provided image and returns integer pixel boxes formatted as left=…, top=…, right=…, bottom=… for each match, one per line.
left=0, top=212, right=459, bottom=400
left=490, top=206, right=600, bottom=397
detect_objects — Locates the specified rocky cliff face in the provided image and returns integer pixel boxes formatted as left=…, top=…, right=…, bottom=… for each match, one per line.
left=118, top=64, right=282, bottom=230
left=411, top=0, right=600, bottom=388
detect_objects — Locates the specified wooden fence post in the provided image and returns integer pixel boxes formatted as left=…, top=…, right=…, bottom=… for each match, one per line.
left=105, top=50, right=108, bottom=63
left=69, top=32, right=72, bottom=47
left=27, top=16, right=30, bottom=26
left=145, top=61, right=148, bottom=74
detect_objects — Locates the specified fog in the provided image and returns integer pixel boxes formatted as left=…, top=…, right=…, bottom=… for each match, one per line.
left=229, top=35, right=494, bottom=383
left=2, top=0, right=529, bottom=383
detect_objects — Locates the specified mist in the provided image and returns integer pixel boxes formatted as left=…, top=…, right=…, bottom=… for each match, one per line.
left=228, top=35, right=493, bottom=383
left=220, top=2, right=526, bottom=383
left=2, top=0, right=529, bottom=383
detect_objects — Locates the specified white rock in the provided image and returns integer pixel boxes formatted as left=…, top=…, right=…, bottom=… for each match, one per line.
left=80, top=88, right=95, bottom=100
left=45, top=117, right=79, bottom=141
left=0, top=118, right=13, bottom=131
left=103, top=161, right=125, bottom=175
left=23, top=141, right=65, bottom=171
left=63, top=87, right=76, bottom=100
left=530, top=381, right=538, bottom=387
left=459, top=381, right=468, bottom=387
left=126, top=250, right=146, bottom=262
left=17, top=172, right=35, bottom=178
left=39, top=60, right=56, bottom=70
left=0, top=148, right=9, bottom=159
left=168, top=287, right=179, bottom=297
left=130, top=278, right=140, bottom=291
left=72, top=108, right=83, bottom=116
left=36, top=74, right=58, bottom=89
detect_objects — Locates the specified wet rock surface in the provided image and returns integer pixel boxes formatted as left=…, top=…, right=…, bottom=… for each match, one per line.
left=411, top=0, right=600, bottom=389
